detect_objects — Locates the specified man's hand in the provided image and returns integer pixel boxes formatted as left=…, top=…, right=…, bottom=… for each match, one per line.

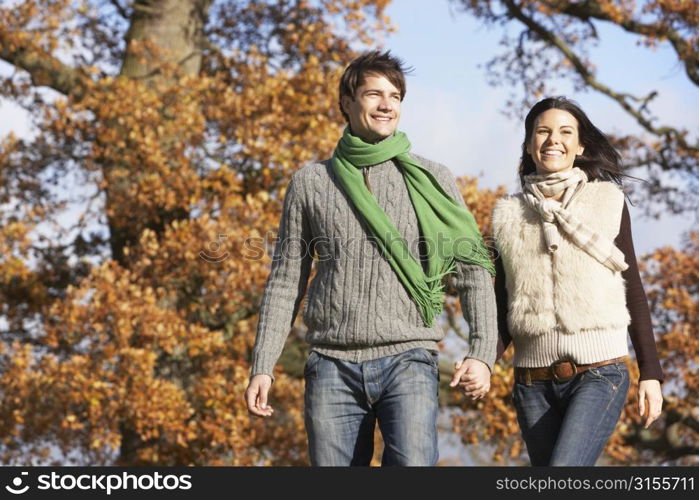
left=449, top=358, right=491, bottom=400
left=245, top=374, right=274, bottom=417
left=638, top=379, right=663, bottom=429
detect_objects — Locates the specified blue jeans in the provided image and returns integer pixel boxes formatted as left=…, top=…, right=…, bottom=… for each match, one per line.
left=303, top=348, right=439, bottom=466
left=512, top=361, right=630, bottom=466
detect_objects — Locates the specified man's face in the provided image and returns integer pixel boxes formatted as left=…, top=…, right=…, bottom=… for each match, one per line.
left=341, top=73, right=401, bottom=143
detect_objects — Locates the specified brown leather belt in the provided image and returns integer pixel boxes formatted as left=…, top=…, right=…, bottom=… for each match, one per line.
left=515, top=357, right=627, bottom=385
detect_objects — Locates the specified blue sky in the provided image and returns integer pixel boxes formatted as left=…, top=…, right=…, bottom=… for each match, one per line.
left=382, top=0, right=698, bottom=255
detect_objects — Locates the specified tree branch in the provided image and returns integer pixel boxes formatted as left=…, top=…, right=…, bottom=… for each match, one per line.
left=0, top=42, right=87, bottom=100
left=544, top=0, right=699, bottom=86
left=502, top=0, right=698, bottom=154
left=623, top=403, right=699, bottom=459
left=109, top=0, right=130, bottom=20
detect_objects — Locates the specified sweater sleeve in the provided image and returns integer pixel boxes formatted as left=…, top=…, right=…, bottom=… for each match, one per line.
left=437, top=166, right=499, bottom=371
left=494, top=255, right=512, bottom=360
left=615, top=202, right=664, bottom=382
left=250, top=174, right=314, bottom=378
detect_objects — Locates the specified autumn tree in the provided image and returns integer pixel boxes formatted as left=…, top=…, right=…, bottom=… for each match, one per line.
left=0, top=0, right=392, bottom=465
left=452, top=0, right=699, bottom=216
left=625, top=232, right=699, bottom=465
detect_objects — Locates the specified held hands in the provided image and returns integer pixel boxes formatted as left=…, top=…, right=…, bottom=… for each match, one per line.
left=244, top=374, right=274, bottom=418
left=638, top=379, right=663, bottom=429
left=449, top=358, right=491, bottom=400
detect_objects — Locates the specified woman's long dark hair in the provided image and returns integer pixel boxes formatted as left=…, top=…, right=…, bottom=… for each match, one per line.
left=519, top=97, right=628, bottom=188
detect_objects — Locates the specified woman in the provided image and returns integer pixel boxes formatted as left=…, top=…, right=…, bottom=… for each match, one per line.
left=490, top=97, right=663, bottom=466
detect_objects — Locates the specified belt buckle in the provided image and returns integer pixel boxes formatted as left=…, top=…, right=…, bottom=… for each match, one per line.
left=550, top=359, right=577, bottom=382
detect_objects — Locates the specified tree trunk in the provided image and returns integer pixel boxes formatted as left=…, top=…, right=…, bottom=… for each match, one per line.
left=113, top=0, right=212, bottom=464
left=106, top=0, right=212, bottom=265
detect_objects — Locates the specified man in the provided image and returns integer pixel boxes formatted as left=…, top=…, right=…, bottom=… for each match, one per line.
left=245, top=50, right=498, bottom=466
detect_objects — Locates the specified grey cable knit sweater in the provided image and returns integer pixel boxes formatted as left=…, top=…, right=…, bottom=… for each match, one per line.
left=250, top=153, right=498, bottom=377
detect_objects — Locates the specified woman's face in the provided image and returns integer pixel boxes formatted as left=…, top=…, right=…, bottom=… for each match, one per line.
left=527, top=108, right=585, bottom=175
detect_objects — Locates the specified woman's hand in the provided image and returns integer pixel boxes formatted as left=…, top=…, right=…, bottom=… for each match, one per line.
left=638, top=379, right=663, bottom=429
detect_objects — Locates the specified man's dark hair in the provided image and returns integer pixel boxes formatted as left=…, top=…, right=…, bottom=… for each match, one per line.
left=338, top=50, right=410, bottom=122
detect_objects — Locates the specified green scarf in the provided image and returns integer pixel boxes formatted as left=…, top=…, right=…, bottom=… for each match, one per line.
left=332, top=128, right=495, bottom=327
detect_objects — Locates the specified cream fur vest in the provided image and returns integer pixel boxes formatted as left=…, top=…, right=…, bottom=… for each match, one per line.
left=492, top=181, right=631, bottom=337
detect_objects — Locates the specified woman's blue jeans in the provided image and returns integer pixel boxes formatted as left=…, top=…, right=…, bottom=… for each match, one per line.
left=512, top=361, right=630, bottom=466
left=303, top=348, right=439, bottom=466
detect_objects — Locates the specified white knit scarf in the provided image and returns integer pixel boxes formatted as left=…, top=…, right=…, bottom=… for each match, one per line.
left=523, top=167, right=628, bottom=272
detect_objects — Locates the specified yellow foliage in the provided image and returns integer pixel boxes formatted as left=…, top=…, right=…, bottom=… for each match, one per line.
left=0, top=0, right=392, bottom=466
